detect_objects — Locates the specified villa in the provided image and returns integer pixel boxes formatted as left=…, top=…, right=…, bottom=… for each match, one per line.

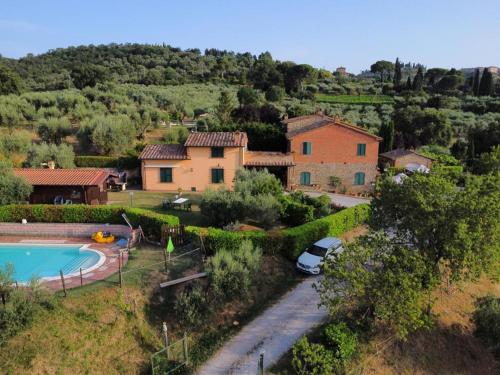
left=140, top=115, right=380, bottom=193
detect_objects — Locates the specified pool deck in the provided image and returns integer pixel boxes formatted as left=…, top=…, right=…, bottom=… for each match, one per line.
left=0, top=236, right=128, bottom=291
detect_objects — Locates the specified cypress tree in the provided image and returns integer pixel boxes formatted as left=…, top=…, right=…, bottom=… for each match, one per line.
left=405, top=76, right=412, bottom=90
left=472, top=69, right=480, bottom=96
left=478, top=69, right=493, bottom=96
left=412, top=66, right=424, bottom=91
left=379, top=122, right=395, bottom=152
left=393, top=58, right=402, bottom=89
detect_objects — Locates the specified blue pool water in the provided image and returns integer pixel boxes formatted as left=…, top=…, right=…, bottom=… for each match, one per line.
left=0, top=244, right=101, bottom=282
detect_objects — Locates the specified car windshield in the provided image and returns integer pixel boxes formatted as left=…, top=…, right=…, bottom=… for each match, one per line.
left=308, top=245, right=328, bottom=257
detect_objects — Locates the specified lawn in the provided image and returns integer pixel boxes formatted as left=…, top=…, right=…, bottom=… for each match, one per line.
left=315, top=94, right=394, bottom=105
left=108, top=190, right=209, bottom=227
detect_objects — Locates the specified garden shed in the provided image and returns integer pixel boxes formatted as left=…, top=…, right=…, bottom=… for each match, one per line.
left=14, top=168, right=114, bottom=205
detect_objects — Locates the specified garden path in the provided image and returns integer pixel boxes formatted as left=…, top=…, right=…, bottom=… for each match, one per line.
left=196, top=276, right=327, bottom=375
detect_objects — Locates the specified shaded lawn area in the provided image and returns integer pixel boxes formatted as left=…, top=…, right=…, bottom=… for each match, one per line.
left=108, top=190, right=209, bottom=227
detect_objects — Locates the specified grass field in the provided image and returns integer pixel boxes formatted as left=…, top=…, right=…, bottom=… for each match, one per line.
left=316, top=94, right=394, bottom=105
left=108, top=190, right=209, bottom=227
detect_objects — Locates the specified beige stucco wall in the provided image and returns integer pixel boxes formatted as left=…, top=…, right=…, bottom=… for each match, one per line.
left=142, top=146, right=244, bottom=192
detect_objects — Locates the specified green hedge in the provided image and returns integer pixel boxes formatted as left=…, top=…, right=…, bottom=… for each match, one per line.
left=0, top=205, right=179, bottom=241
left=74, top=155, right=140, bottom=170
left=187, top=204, right=371, bottom=259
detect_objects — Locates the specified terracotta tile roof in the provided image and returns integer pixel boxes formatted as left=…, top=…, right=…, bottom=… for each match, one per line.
left=14, top=168, right=110, bottom=186
left=285, top=115, right=382, bottom=141
left=139, top=144, right=189, bottom=160
left=379, top=149, right=434, bottom=160
left=244, top=151, right=295, bottom=167
left=184, top=132, right=248, bottom=147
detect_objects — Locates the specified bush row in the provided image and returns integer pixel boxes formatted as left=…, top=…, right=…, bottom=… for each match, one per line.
left=74, top=155, right=140, bottom=170
left=0, top=205, right=179, bottom=241
left=187, top=204, right=371, bottom=259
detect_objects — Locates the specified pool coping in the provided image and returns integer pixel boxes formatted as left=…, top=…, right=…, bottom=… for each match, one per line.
left=0, top=236, right=128, bottom=291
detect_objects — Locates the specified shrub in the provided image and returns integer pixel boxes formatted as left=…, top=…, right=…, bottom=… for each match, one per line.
left=323, top=322, right=358, bottom=363
left=234, top=168, right=283, bottom=197
left=473, top=296, right=500, bottom=358
left=0, top=162, right=33, bottom=204
left=292, top=337, right=335, bottom=375
left=243, top=194, right=282, bottom=229
left=174, top=283, right=209, bottom=328
left=0, top=205, right=179, bottom=242
left=200, top=189, right=244, bottom=227
left=0, top=266, right=55, bottom=344
left=206, top=240, right=262, bottom=302
left=280, top=197, right=314, bottom=226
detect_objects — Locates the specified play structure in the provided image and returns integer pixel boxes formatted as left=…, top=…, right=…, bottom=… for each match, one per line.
left=91, top=231, right=115, bottom=243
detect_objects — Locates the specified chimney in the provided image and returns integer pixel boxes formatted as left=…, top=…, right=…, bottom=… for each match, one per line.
left=47, top=160, right=56, bottom=169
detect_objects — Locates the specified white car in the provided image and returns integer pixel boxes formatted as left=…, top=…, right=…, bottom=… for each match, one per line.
left=296, top=237, right=343, bottom=275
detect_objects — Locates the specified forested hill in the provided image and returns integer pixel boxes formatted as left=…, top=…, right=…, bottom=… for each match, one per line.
left=1, top=43, right=319, bottom=92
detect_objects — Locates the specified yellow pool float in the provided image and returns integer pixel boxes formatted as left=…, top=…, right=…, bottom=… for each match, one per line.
left=92, top=231, right=115, bottom=243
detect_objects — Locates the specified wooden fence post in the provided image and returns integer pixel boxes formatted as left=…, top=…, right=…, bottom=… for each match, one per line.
left=59, top=270, right=67, bottom=297
left=162, top=247, right=168, bottom=272
left=79, top=268, right=83, bottom=286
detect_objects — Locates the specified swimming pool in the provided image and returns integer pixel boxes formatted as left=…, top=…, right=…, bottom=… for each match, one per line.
left=0, top=243, right=105, bottom=282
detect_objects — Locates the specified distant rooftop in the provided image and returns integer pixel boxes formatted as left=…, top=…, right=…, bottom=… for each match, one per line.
left=139, top=144, right=189, bottom=160
left=379, top=148, right=433, bottom=161
left=244, top=151, right=294, bottom=167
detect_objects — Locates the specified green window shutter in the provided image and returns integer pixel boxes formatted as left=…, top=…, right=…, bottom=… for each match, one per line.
left=300, top=172, right=311, bottom=185
left=211, top=147, right=224, bottom=158
left=357, top=144, right=366, bottom=156
left=160, top=168, right=172, bottom=183
left=212, top=169, right=224, bottom=183
left=354, top=172, right=365, bottom=185
left=303, top=142, right=312, bottom=155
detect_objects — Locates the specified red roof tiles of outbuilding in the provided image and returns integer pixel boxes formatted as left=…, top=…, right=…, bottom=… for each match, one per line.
left=13, top=168, right=111, bottom=186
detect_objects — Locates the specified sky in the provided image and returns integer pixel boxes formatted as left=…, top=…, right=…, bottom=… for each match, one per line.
left=1, top=0, right=499, bottom=73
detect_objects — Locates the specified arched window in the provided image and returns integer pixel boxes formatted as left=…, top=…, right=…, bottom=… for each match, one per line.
left=300, top=171, right=311, bottom=185
left=354, top=172, right=365, bottom=185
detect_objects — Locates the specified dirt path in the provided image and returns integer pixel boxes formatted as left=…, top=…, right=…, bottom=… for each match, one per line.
left=196, top=276, right=327, bottom=375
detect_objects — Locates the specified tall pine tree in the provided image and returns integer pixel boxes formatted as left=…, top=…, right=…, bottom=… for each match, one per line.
left=393, top=58, right=402, bottom=89
left=472, top=69, right=481, bottom=96
left=412, top=66, right=424, bottom=91
left=478, top=69, right=493, bottom=96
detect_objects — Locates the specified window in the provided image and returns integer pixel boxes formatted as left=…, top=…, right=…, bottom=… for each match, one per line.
left=211, top=168, right=224, bottom=183
left=354, top=172, right=365, bottom=185
left=160, top=168, right=173, bottom=183
left=302, top=142, right=312, bottom=155
left=357, top=143, right=366, bottom=156
left=211, top=147, right=224, bottom=158
left=300, top=171, right=311, bottom=185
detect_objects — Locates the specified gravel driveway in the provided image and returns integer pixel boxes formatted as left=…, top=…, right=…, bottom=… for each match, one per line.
left=196, top=276, right=327, bottom=375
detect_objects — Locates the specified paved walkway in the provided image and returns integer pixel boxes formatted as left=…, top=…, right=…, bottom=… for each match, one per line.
left=196, top=276, right=327, bottom=375
left=304, top=191, right=371, bottom=208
